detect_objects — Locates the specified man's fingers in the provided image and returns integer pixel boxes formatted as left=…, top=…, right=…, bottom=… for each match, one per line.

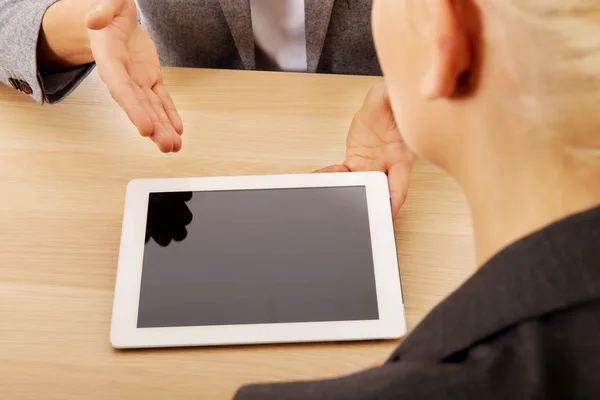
left=100, top=60, right=153, bottom=137
left=117, top=84, right=153, bottom=137
left=313, top=165, right=350, bottom=173
left=143, top=87, right=181, bottom=153
left=135, top=86, right=171, bottom=153
left=388, top=159, right=413, bottom=218
left=153, top=84, right=183, bottom=135
left=86, top=0, right=125, bottom=30
left=101, top=61, right=179, bottom=153
left=130, top=85, right=158, bottom=137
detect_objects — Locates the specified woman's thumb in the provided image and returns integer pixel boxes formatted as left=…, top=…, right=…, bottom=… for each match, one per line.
left=86, top=0, right=125, bottom=30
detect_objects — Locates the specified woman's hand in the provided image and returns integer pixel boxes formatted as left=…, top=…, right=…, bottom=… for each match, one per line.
left=317, top=83, right=414, bottom=217
left=87, top=0, right=183, bottom=152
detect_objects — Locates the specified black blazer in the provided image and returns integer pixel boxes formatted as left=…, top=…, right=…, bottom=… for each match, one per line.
left=235, top=206, right=600, bottom=399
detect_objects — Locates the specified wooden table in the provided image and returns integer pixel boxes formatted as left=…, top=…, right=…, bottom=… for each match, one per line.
left=0, top=68, right=475, bottom=399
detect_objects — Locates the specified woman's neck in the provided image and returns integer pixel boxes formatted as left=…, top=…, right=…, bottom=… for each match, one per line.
left=457, top=136, right=600, bottom=266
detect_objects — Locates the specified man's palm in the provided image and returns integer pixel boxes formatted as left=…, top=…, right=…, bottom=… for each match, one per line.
left=87, top=0, right=183, bottom=152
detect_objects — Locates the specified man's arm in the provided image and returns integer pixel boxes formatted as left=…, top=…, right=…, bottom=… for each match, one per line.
left=1, top=0, right=183, bottom=152
left=0, top=0, right=95, bottom=104
left=37, top=0, right=95, bottom=73
left=1, top=0, right=142, bottom=103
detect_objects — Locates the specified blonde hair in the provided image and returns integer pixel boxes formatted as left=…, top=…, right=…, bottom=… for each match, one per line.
left=486, top=0, right=600, bottom=160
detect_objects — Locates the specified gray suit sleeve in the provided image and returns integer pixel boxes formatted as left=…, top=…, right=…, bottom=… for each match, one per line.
left=0, top=0, right=94, bottom=104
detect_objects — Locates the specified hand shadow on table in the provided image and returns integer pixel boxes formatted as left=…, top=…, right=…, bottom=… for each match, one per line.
left=145, top=192, right=193, bottom=247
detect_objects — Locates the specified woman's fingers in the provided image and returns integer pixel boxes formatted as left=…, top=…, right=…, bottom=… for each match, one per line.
left=344, top=155, right=385, bottom=173
left=344, top=154, right=411, bottom=217
left=388, top=158, right=413, bottom=218
left=143, top=87, right=181, bottom=152
left=86, top=0, right=126, bottom=30
left=153, top=83, right=183, bottom=135
left=313, top=165, right=350, bottom=173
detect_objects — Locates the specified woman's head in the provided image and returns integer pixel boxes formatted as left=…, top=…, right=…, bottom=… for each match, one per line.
left=372, top=0, right=600, bottom=176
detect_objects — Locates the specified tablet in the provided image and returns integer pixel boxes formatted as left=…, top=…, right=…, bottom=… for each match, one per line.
left=110, top=172, right=406, bottom=349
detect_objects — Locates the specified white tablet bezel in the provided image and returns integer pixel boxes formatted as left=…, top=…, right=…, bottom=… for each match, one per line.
left=110, top=172, right=406, bottom=349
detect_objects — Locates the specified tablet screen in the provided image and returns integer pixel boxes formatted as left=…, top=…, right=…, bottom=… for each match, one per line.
left=137, top=186, right=379, bottom=328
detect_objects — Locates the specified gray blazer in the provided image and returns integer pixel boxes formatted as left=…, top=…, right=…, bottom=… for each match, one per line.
left=0, top=0, right=380, bottom=104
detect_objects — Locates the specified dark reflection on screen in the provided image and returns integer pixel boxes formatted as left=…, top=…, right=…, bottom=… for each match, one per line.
left=145, top=192, right=193, bottom=247
left=137, top=187, right=380, bottom=328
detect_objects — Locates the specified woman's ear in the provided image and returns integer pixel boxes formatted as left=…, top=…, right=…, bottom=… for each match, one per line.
left=420, top=0, right=478, bottom=100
